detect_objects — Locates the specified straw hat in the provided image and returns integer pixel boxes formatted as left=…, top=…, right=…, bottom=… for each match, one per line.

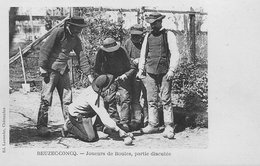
left=100, top=38, right=120, bottom=52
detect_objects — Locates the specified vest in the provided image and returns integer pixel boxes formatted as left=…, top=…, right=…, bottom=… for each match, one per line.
left=145, top=30, right=169, bottom=74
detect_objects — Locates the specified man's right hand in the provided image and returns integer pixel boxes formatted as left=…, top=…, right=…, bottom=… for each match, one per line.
left=39, top=67, right=48, bottom=77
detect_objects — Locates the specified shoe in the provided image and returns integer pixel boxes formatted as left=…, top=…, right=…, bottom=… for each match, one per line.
left=162, top=125, right=175, bottom=139
left=103, top=126, right=114, bottom=135
left=97, top=131, right=109, bottom=139
left=140, top=124, right=159, bottom=134
left=129, top=121, right=141, bottom=131
left=37, top=126, right=50, bottom=137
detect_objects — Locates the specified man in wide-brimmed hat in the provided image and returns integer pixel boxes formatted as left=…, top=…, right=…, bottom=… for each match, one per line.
left=137, top=12, right=180, bottom=139
left=37, top=16, right=91, bottom=137
left=61, top=74, right=133, bottom=145
left=123, top=24, right=148, bottom=131
left=93, top=37, right=136, bottom=132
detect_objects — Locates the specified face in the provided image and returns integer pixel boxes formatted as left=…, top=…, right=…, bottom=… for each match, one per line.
left=69, top=25, right=83, bottom=36
left=150, top=20, right=162, bottom=32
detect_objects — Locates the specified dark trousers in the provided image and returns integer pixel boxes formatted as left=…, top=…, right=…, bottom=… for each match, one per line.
left=131, top=77, right=148, bottom=126
left=67, top=114, right=99, bottom=142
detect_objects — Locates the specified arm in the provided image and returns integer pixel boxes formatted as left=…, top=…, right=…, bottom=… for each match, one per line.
left=73, top=38, right=91, bottom=76
left=93, top=49, right=103, bottom=78
left=136, top=33, right=148, bottom=78
left=167, top=31, right=180, bottom=72
left=38, top=28, right=61, bottom=69
left=121, top=47, right=136, bottom=78
left=89, top=97, right=120, bottom=131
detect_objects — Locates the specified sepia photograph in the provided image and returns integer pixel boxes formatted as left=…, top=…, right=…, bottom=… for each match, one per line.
left=8, top=4, right=208, bottom=149
left=1, top=0, right=260, bottom=165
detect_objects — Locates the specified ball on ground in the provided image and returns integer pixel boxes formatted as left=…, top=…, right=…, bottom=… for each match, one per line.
left=123, top=136, right=133, bottom=145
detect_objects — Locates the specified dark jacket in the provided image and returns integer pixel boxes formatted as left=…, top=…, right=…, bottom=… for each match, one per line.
left=38, top=27, right=90, bottom=75
left=93, top=47, right=136, bottom=78
left=123, top=38, right=142, bottom=70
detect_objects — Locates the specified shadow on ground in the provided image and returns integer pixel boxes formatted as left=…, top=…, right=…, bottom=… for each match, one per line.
left=10, top=124, right=63, bottom=143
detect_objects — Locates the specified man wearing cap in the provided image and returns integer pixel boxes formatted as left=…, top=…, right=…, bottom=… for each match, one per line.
left=136, top=12, right=180, bottom=139
left=62, top=74, right=133, bottom=145
left=37, top=16, right=91, bottom=137
left=123, top=24, right=148, bottom=131
left=93, top=37, right=136, bottom=132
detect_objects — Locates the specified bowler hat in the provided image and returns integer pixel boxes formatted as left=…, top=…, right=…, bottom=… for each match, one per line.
left=92, top=74, right=114, bottom=93
left=66, top=16, right=88, bottom=27
left=130, top=24, right=144, bottom=35
left=145, top=12, right=166, bottom=24
left=100, top=38, right=120, bottom=52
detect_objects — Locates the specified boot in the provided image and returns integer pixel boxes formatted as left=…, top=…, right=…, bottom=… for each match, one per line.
left=129, top=121, right=141, bottom=131
left=37, top=126, right=50, bottom=137
left=162, top=125, right=175, bottom=139
left=140, top=124, right=159, bottom=134
left=37, top=103, right=50, bottom=137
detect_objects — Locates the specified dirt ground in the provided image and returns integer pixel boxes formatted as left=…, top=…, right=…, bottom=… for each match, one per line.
left=9, top=88, right=208, bottom=149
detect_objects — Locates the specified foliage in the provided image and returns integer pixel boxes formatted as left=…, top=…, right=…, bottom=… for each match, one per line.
left=10, top=8, right=208, bottom=121
left=172, top=62, right=208, bottom=112
left=77, top=8, right=129, bottom=66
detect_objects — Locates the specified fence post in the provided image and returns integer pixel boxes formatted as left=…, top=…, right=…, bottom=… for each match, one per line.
left=189, top=13, right=196, bottom=64
left=137, top=9, right=140, bottom=24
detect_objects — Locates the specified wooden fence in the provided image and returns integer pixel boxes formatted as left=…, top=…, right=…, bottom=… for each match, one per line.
left=10, top=7, right=207, bottom=86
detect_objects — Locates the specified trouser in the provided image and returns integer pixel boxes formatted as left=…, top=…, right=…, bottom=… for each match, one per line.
left=67, top=114, right=99, bottom=142
left=131, top=77, right=148, bottom=126
left=102, top=82, right=121, bottom=124
left=145, top=73, right=174, bottom=127
left=115, top=78, right=132, bottom=125
left=37, top=70, right=72, bottom=128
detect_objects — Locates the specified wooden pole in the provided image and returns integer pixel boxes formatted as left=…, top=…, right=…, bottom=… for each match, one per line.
left=9, top=15, right=70, bottom=64
left=189, top=13, right=196, bottom=64
left=19, top=46, right=27, bottom=84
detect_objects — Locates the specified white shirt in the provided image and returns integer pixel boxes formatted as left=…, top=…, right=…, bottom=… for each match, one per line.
left=69, top=86, right=119, bottom=131
left=138, top=28, right=180, bottom=73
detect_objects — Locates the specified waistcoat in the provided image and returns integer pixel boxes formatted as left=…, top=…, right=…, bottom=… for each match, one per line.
left=146, top=30, right=169, bottom=74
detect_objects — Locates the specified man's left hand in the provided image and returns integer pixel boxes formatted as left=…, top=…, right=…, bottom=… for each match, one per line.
left=166, top=70, right=174, bottom=80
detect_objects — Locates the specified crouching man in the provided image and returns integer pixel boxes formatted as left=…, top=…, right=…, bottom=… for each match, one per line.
left=61, top=74, right=133, bottom=145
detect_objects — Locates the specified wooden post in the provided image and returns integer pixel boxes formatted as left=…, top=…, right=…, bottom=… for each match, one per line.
left=189, top=13, right=196, bottom=64
left=29, top=11, right=34, bottom=41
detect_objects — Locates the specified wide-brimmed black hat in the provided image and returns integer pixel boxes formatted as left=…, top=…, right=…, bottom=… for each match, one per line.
left=66, top=16, right=88, bottom=27
left=92, top=74, right=114, bottom=93
left=92, top=74, right=114, bottom=107
left=145, top=12, right=166, bottom=24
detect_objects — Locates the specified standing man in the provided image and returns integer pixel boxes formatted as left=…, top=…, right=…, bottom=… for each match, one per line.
left=137, top=12, right=180, bottom=139
left=123, top=24, right=148, bottom=131
left=37, top=16, right=90, bottom=136
left=93, top=37, right=136, bottom=132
